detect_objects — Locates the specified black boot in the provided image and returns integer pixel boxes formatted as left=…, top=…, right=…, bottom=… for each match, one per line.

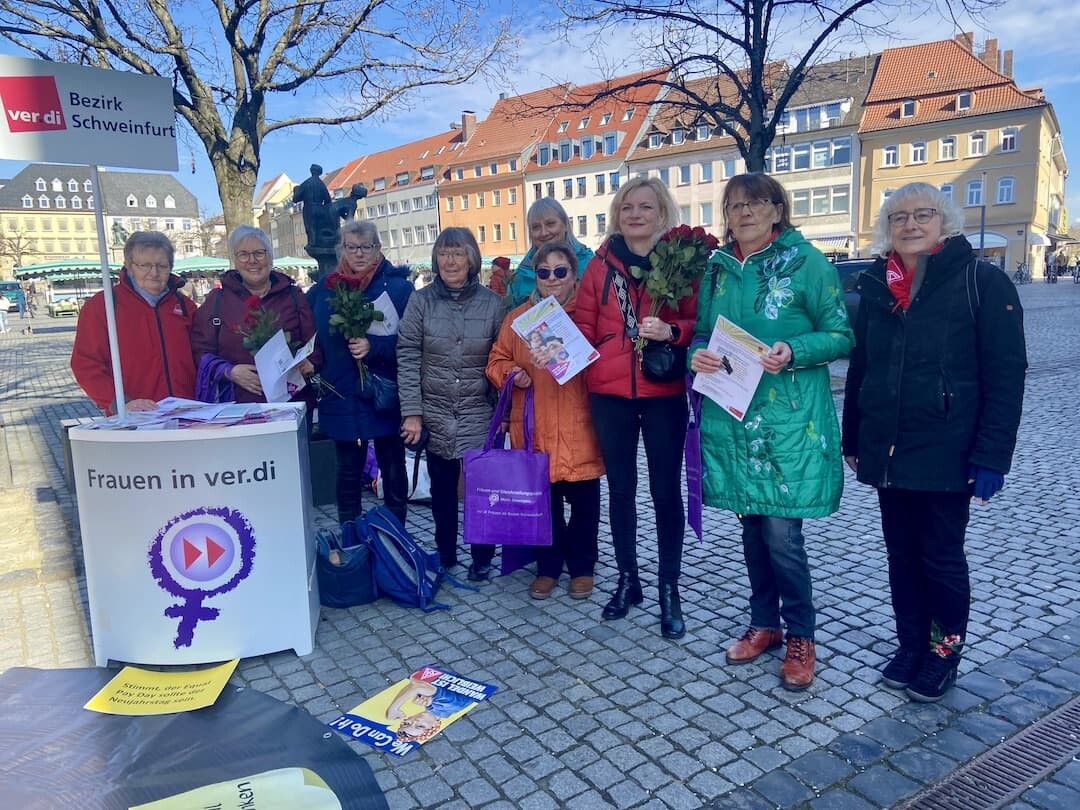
left=602, top=573, right=643, bottom=620
left=659, top=582, right=685, bottom=639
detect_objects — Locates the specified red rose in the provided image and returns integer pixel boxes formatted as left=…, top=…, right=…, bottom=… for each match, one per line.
left=244, top=294, right=262, bottom=310
left=678, top=225, right=693, bottom=239
left=343, top=274, right=365, bottom=290
left=242, top=313, right=258, bottom=329
left=692, top=226, right=706, bottom=240
left=324, top=273, right=340, bottom=290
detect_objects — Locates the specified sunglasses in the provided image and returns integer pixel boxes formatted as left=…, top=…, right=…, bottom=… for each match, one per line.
left=536, top=266, right=570, bottom=280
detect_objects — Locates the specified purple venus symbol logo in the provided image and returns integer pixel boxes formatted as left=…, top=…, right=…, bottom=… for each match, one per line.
left=148, top=506, right=256, bottom=648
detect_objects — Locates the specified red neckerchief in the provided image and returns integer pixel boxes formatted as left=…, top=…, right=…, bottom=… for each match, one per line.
left=733, top=229, right=780, bottom=262
left=886, top=244, right=944, bottom=311
left=335, top=257, right=377, bottom=291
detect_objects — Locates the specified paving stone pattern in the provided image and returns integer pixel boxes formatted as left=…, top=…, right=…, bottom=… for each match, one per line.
left=0, top=285, right=1077, bottom=808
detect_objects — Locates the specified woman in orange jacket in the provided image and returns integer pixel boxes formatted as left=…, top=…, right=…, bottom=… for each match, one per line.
left=486, top=241, right=605, bottom=600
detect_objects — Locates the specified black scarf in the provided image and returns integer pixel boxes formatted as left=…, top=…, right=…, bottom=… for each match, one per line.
left=608, top=234, right=652, bottom=284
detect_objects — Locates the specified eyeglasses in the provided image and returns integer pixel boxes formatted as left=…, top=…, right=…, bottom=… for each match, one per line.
left=725, top=198, right=773, bottom=215
left=235, top=249, right=268, bottom=262
left=437, top=249, right=469, bottom=262
left=887, top=208, right=939, bottom=226
left=344, top=242, right=378, bottom=254
left=131, top=262, right=170, bottom=274
left=536, top=266, right=571, bottom=280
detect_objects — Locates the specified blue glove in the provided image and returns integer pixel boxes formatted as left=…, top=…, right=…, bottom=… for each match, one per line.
left=969, top=464, right=1004, bottom=501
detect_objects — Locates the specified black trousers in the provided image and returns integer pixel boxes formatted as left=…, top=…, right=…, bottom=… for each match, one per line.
left=427, top=451, right=493, bottom=568
left=536, top=478, right=601, bottom=579
left=878, top=488, right=971, bottom=651
left=334, top=435, right=408, bottom=525
left=590, top=393, right=687, bottom=583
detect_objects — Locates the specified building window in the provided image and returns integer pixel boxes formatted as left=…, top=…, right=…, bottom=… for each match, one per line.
left=577, top=176, right=587, bottom=197
left=545, top=181, right=555, bottom=198
left=700, top=162, right=713, bottom=182
left=477, top=225, right=486, bottom=243
left=413, top=196, right=424, bottom=209
left=428, top=224, right=438, bottom=241
left=563, top=178, right=573, bottom=199
left=21, top=195, right=32, bottom=208
left=600, top=113, right=612, bottom=126
left=400, top=199, right=411, bottom=213
left=792, top=143, right=811, bottom=170
left=126, top=194, right=138, bottom=207
left=477, top=192, right=485, bottom=208
left=578, top=215, right=588, bottom=237
left=940, top=184, right=953, bottom=201
left=508, top=187, right=517, bottom=204
left=657, top=167, right=670, bottom=186
left=509, top=221, right=517, bottom=242
left=678, top=205, right=690, bottom=223
left=83, top=179, right=93, bottom=193
left=578, top=117, right=590, bottom=130
left=957, top=91, right=973, bottom=111
left=969, top=131, right=986, bottom=157
left=446, top=196, right=454, bottom=212
left=648, top=132, right=663, bottom=149
left=533, top=183, right=543, bottom=201
left=454, top=168, right=464, bottom=181
left=723, top=159, right=737, bottom=178
left=697, top=124, right=711, bottom=141
left=596, top=212, right=607, bottom=233
left=940, top=137, right=956, bottom=160
left=538, top=144, right=551, bottom=166
left=144, top=195, right=157, bottom=208
left=67, top=179, right=79, bottom=192
left=910, top=142, right=927, bottom=163
left=882, top=145, right=899, bottom=167
left=492, top=189, right=501, bottom=206
left=557, top=120, right=569, bottom=134
left=700, top=203, right=713, bottom=226
left=51, top=178, right=62, bottom=191
left=396, top=172, right=410, bottom=186
left=811, top=188, right=829, bottom=215
left=966, top=180, right=983, bottom=206
left=389, top=200, right=399, bottom=214
left=1000, top=127, right=1018, bottom=153
left=376, top=204, right=386, bottom=217
left=595, top=174, right=605, bottom=195
left=71, top=197, right=83, bottom=209
left=490, top=162, right=499, bottom=175
left=373, top=178, right=387, bottom=191
left=609, top=172, right=620, bottom=192
left=461, top=195, right=469, bottom=210
left=996, top=177, right=1015, bottom=204
left=672, top=128, right=686, bottom=145
left=604, top=133, right=617, bottom=155
left=55, top=195, right=65, bottom=208
left=474, top=165, right=482, bottom=178
left=35, top=178, right=46, bottom=191
left=812, top=142, right=830, bottom=169
left=900, top=100, right=916, bottom=118
left=676, top=165, right=689, bottom=185
left=772, top=148, right=791, bottom=173
left=790, top=189, right=809, bottom=218
left=87, top=196, right=94, bottom=209
left=581, top=138, right=595, bottom=159
left=509, top=158, right=519, bottom=171
left=402, top=229, right=413, bottom=246
left=492, top=223, right=501, bottom=241
left=832, top=185, right=850, bottom=214
left=621, top=109, right=633, bottom=122
left=38, top=195, right=49, bottom=208
left=559, top=141, right=572, bottom=163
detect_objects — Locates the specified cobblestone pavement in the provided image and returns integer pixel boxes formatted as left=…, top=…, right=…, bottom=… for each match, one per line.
left=1, top=286, right=1077, bottom=809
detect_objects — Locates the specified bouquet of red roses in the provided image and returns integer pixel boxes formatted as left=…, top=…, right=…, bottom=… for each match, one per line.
left=236, top=294, right=291, bottom=352
left=628, top=224, right=719, bottom=353
left=324, top=271, right=385, bottom=384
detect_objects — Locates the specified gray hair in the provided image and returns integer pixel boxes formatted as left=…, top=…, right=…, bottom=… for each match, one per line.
left=871, top=182, right=965, bottom=257
left=123, top=230, right=175, bottom=267
left=607, top=176, right=679, bottom=239
left=432, top=227, right=482, bottom=278
left=527, top=197, right=571, bottom=234
left=228, top=225, right=273, bottom=261
left=337, top=219, right=380, bottom=258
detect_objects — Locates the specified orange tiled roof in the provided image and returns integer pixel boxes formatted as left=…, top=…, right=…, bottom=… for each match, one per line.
left=447, top=85, right=570, bottom=167
left=866, top=39, right=1014, bottom=102
left=327, top=128, right=465, bottom=195
left=861, top=83, right=1044, bottom=132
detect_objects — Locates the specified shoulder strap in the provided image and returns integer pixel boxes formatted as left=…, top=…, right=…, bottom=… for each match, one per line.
left=965, top=259, right=981, bottom=323
left=609, top=269, right=639, bottom=338
left=211, top=289, right=224, bottom=355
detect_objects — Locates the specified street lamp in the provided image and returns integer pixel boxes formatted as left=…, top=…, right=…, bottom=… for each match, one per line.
left=977, top=170, right=987, bottom=261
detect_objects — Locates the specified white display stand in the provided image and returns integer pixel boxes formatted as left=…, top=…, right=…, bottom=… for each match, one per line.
left=70, top=406, right=320, bottom=666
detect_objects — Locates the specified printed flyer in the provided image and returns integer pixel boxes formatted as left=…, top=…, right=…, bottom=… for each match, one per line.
left=510, top=295, right=598, bottom=384
left=691, top=314, right=770, bottom=421
left=327, top=665, right=497, bottom=757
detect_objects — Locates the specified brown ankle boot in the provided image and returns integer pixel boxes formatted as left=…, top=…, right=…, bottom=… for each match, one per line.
left=726, top=627, right=784, bottom=664
left=780, top=636, right=815, bottom=690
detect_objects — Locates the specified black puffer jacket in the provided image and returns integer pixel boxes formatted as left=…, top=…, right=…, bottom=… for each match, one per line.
left=841, top=235, right=1027, bottom=491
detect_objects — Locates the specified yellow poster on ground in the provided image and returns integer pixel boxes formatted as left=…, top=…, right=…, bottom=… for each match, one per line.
left=129, top=767, right=342, bottom=809
left=84, top=659, right=238, bottom=715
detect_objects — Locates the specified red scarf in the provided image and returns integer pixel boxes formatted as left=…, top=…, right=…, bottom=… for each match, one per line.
left=335, top=257, right=377, bottom=292
left=733, top=229, right=780, bottom=262
left=885, top=252, right=913, bottom=311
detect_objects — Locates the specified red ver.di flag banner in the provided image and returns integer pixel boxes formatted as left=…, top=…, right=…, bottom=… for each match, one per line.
left=327, top=665, right=497, bottom=757
left=0, top=55, right=177, bottom=171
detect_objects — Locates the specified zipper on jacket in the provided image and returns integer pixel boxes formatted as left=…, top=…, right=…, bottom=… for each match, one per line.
left=153, top=301, right=175, bottom=395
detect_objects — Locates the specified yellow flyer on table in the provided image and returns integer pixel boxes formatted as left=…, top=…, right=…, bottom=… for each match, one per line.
left=130, top=767, right=342, bottom=810
left=84, top=659, right=238, bottom=715
left=692, top=314, right=770, bottom=421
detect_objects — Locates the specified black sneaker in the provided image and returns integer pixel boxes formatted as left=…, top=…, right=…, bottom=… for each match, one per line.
left=881, top=648, right=924, bottom=690
left=905, top=654, right=959, bottom=702
left=467, top=563, right=491, bottom=582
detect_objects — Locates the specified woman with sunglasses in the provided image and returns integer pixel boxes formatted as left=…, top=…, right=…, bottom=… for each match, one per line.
left=308, top=220, right=414, bottom=524
left=842, top=182, right=1026, bottom=702
left=690, top=173, right=853, bottom=690
left=502, top=198, right=594, bottom=306
left=191, top=225, right=319, bottom=404
left=486, top=241, right=604, bottom=600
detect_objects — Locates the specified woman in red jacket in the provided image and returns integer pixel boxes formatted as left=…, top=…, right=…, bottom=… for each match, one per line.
left=573, top=176, right=696, bottom=638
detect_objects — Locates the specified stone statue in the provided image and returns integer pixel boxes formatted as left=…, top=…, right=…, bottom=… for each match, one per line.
left=293, top=164, right=331, bottom=251
left=293, top=167, right=368, bottom=281
left=111, top=220, right=130, bottom=247
left=332, top=183, right=369, bottom=222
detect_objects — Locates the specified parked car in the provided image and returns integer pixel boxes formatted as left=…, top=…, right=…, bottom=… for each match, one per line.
left=833, top=258, right=874, bottom=326
left=0, top=281, right=25, bottom=312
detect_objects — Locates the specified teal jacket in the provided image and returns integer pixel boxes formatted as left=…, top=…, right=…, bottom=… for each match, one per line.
left=690, top=227, right=854, bottom=518
left=507, top=240, right=594, bottom=306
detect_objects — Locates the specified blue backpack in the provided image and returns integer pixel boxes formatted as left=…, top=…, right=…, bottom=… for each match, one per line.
left=366, top=506, right=474, bottom=611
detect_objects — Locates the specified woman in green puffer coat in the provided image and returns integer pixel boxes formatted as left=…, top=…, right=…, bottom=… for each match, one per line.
left=689, top=173, right=853, bottom=692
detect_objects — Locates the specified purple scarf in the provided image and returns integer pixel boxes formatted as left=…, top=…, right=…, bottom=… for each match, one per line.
left=196, top=354, right=235, bottom=403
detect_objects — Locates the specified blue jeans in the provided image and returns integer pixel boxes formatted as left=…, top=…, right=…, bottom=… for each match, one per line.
left=740, top=515, right=815, bottom=639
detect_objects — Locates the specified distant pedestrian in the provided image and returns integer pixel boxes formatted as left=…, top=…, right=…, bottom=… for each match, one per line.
left=843, top=182, right=1027, bottom=702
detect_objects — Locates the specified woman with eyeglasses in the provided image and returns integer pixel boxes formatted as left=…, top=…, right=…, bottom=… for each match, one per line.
left=574, top=176, right=697, bottom=639
left=397, top=227, right=505, bottom=580
left=486, top=241, right=605, bottom=600
left=501, top=198, right=594, bottom=306
left=308, top=220, right=413, bottom=524
left=191, top=225, right=319, bottom=404
left=689, top=173, right=853, bottom=690
left=842, top=181, right=1026, bottom=702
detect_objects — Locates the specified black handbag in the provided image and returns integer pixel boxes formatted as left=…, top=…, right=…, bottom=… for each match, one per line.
left=315, top=520, right=377, bottom=608
left=358, top=372, right=399, bottom=413
left=610, top=268, right=687, bottom=383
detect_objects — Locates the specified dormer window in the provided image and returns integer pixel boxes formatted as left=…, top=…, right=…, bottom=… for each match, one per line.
left=22, top=195, right=32, bottom=208
left=672, top=128, right=686, bottom=145
left=83, top=179, right=93, bottom=192
left=900, top=100, right=916, bottom=118
left=696, top=124, right=711, bottom=140
left=578, top=117, right=590, bottom=129
left=52, top=178, right=62, bottom=191
left=373, top=178, right=386, bottom=191
left=600, top=112, right=612, bottom=125
left=71, top=197, right=83, bottom=209
left=396, top=172, right=410, bottom=186
left=473, top=164, right=482, bottom=177
left=39, top=195, right=49, bottom=208
left=557, top=120, right=569, bottom=133
left=538, top=143, right=552, bottom=166
left=67, top=179, right=79, bottom=192
left=145, top=194, right=157, bottom=208
left=957, top=91, right=973, bottom=111
left=164, top=195, right=176, bottom=208
left=55, top=195, right=66, bottom=208
left=126, top=194, right=138, bottom=207
left=35, top=178, right=46, bottom=191
left=648, top=132, right=663, bottom=149
left=621, top=109, right=633, bottom=122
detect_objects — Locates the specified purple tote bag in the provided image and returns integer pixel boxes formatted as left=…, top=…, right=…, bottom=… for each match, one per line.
left=463, top=373, right=552, bottom=548
left=685, top=384, right=703, bottom=540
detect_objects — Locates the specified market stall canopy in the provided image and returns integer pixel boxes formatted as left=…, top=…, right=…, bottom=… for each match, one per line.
left=172, top=255, right=230, bottom=274
left=14, top=259, right=120, bottom=280
left=274, top=255, right=319, bottom=272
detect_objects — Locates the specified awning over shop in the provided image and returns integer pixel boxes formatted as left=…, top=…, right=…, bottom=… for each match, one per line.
left=809, top=236, right=851, bottom=251
left=14, top=259, right=119, bottom=280
left=1029, top=232, right=1051, bottom=247
left=965, top=232, right=1008, bottom=250
left=274, top=255, right=319, bottom=271
left=172, top=255, right=230, bottom=274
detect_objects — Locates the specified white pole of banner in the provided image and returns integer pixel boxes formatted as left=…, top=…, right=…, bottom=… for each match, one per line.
left=90, top=164, right=127, bottom=420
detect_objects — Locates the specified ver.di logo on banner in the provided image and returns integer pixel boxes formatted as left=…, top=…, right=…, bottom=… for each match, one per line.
left=0, top=75, right=65, bottom=132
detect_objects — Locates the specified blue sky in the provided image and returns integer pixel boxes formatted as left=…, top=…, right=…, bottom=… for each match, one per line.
left=2, top=2, right=1077, bottom=224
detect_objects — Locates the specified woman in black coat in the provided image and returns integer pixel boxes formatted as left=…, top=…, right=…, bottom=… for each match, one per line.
left=842, top=182, right=1026, bottom=702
